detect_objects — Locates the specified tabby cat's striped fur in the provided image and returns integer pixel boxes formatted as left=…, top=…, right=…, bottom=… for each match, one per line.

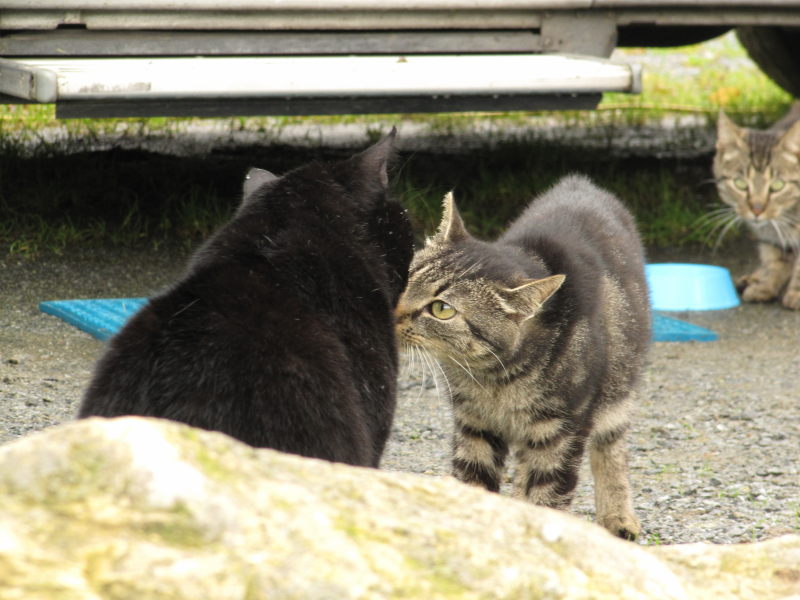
left=713, top=102, right=800, bottom=309
left=396, top=175, right=650, bottom=540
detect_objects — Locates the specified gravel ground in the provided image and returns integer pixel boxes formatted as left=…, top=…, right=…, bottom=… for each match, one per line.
left=388, top=242, right=800, bottom=546
left=2, top=29, right=798, bottom=550
left=1, top=239, right=798, bottom=546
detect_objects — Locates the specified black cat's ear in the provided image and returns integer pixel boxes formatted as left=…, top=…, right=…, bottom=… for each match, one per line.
left=243, top=167, right=278, bottom=199
left=356, top=127, right=397, bottom=189
left=430, top=191, right=470, bottom=245
left=503, top=274, right=565, bottom=321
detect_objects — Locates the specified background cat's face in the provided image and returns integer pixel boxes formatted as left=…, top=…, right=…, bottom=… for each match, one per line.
left=713, top=114, right=800, bottom=225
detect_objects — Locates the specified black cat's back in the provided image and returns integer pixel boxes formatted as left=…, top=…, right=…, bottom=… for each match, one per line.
left=79, top=133, right=414, bottom=467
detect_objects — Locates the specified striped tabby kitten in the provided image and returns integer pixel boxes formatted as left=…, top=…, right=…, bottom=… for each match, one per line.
left=713, top=102, right=800, bottom=309
left=396, top=175, right=650, bottom=540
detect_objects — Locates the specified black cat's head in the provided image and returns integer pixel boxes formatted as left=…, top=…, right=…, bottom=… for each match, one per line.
left=235, top=129, right=414, bottom=302
left=341, top=129, right=414, bottom=301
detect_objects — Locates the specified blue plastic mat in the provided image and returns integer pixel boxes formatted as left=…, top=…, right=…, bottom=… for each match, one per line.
left=39, top=297, right=718, bottom=343
left=39, top=298, right=148, bottom=342
left=651, top=313, right=717, bottom=342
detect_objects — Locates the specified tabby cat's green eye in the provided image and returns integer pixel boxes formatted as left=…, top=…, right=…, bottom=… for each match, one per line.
left=770, top=179, right=785, bottom=192
left=733, top=178, right=748, bottom=191
left=429, top=300, right=457, bottom=320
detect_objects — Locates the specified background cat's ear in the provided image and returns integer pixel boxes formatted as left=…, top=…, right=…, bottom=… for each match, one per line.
left=243, top=167, right=278, bottom=199
left=503, top=274, right=566, bottom=320
left=356, top=127, right=397, bottom=189
left=431, top=191, right=470, bottom=244
left=777, top=119, right=800, bottom=158
left=716, top=111, right=747, bottom=152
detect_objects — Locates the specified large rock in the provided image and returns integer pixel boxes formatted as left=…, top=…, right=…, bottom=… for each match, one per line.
left=0, top=417, right=797, bottom=599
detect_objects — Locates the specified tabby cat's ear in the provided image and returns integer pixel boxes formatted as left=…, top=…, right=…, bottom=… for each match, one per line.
left=776, top=119, right=800, bottom=158
left=242, top=167, right=278, bottom=200
left=716, top=111, right=747, bottom=153
left=502, top=274, right=566, bottom=321
left=356, top=127, right=397, bottom=189
left=430, top=191, right=470, bottom=245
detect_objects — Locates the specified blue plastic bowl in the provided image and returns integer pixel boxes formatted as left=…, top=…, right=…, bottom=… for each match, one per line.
left=645, top=263, right=740, bottom=311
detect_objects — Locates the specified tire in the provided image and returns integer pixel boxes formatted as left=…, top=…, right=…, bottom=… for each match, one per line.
left=736, top=27, right=800, bottom=97
left=617, top=25, right=730, bottom=48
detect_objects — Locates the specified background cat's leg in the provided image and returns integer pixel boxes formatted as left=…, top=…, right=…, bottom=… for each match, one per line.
left=513, top=425, right=584, bottom=511
left=452, top=421, right=508, bottom=492
left=780, top=252, right=800, bottom=309
left=588, top=398, right=641, bottom=541
left=739, top=242, right=792, bottom=302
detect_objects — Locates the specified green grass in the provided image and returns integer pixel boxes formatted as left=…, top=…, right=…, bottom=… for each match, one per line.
left=601, top=32, right=793, bottom=126
left=643, top=531, right=663, bottom=546
left=396, top=141, right=721, bottom=247
left=0, top=32, right=793, bottom=258
left=0, top=138, right=723, bottom=257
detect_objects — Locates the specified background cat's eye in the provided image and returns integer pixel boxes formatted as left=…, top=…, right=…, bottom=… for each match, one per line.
left=429, top=300, right=457, bottom=320
left=733, top=178, right=748, bottom=191
left=770, top=179, right=785, bottom=192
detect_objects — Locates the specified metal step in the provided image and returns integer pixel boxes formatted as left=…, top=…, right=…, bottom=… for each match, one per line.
left=0, top=54, right=641, bottom=118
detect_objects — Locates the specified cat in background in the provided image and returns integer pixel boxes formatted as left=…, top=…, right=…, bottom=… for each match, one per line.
left=396, top=175, right=650, bottom=540
left=713, top=101, right=800, bottom=309
left=79, top=131, right=414, bottom=468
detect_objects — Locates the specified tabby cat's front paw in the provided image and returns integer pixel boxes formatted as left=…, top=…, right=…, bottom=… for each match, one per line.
left=598, top=513, right=641, bottom=542
left=782, top=288, right=800, bottom=310
left=741, top=282, right=780, bottom=303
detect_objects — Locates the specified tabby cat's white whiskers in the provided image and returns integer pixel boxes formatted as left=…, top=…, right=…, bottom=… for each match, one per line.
left=770, top=220, right=789, bottom=250
left=418, top=347, right=442, bottom=403
left=699, top=206, right=741, bottom=249
left=780, top=212, right=800, bottom=226
left=697, top=208, right=735, bottom=227
left=401, top=345, right=429, bottom=403
left=402, top=344, right=415, bottom=376
left=412, top=346, right=432, bottom=403
left=696, top=206, right=735, bottom=225
left=406, top=344, right=419, bottom=374
left=456, top=260, right=483, bottom=280
left=775, top=218, right=800, bottom=252
left=704, top=209, right=737, bottom=227
left=407, top=344, right=450, bottom=404
left=447, top=355, right=485, bottom=390
left=483, top=345, right=510, bottom=381
left=712, top=215, right=743, bottom=250
left=425, top=348, right=452, bottom=403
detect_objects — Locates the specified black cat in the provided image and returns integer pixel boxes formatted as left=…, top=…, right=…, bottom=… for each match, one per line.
left=79, top=131, right=414, bottom=467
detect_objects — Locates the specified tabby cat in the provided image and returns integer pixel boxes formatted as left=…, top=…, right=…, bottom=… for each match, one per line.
left=79, top=131, right=414, bottom=467
left=713, top=102, right=800, bottom=309
left=396, top=175, right=650, bottom=540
